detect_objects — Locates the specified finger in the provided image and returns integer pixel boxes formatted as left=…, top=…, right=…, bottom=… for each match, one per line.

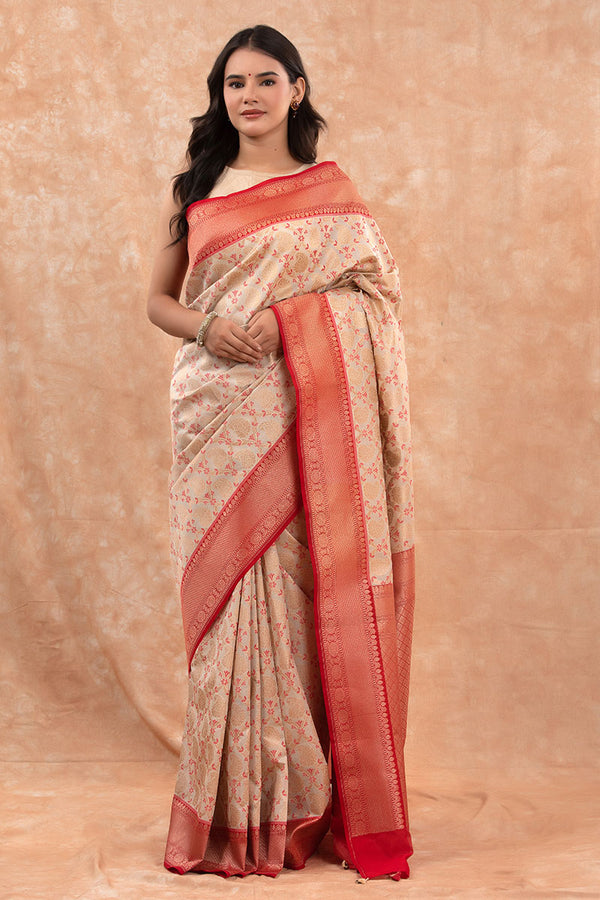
left=232, top=335, right=263, bottom=359
left=246, top=311, right=271, bottom=334
left=220, top=337, right=263, bottom=362
left=217, top=329, right=262, bottom=357
left=217, top=347, right=259, bottom=363
left=230, top=323, right=263, bottom=351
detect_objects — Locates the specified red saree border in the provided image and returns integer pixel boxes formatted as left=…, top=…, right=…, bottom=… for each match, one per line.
left=164, top=794, right=331, bottom=877
left=273, top=294, right=412, bottom=879
left=187, top=161, right=337, bottom=215
left=186, top=162, right=370, bottom=269
left=180, top=424, right=301, bottom=668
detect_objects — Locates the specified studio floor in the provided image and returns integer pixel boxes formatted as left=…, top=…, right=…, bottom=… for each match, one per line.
left=3, top=762, right=598, bottom=899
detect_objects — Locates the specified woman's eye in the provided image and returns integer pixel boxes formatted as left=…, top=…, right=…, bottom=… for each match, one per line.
left=228, top=81, right=244, bottom=89
left=261, top=79, right=275, bottom=86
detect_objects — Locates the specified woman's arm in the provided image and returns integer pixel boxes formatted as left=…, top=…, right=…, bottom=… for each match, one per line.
left=147, top=189, right=265, bottom=362
left=146, top=191, right=202, bottom=340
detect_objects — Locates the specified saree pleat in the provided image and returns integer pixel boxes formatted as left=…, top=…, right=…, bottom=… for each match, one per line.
left=165, top=162, right=415, bottom=879
left=165, top=516, right=331, bottom=876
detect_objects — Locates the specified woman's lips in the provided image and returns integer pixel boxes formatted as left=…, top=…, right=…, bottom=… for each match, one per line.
left=241, top=111, right=265, bottom=118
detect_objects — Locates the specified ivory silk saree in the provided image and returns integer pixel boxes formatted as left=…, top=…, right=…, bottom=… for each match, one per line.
left=164, top=161, right=415, bottom=880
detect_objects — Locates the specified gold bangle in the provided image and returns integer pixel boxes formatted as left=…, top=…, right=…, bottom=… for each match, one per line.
left=196, top=311, right=218, bottom=347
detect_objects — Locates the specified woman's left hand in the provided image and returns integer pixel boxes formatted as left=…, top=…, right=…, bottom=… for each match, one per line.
left=246, top=308, right=282, bottom=356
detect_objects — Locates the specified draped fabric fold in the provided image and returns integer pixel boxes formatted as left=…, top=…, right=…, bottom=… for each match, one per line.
left=164, top=162, right=415, bottom=879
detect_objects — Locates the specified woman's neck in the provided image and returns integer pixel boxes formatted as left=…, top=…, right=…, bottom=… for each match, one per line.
left=231, top=137, right=298, bottom=174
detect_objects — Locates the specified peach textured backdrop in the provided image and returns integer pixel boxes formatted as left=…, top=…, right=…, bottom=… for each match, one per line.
left=1, top=1, right=598, bottom=897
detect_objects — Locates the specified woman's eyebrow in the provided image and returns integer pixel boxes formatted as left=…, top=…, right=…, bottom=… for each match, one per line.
left=225, top=71, right=280, bottom=81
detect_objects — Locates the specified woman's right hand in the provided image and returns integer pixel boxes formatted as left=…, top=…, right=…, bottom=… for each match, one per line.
left=203, top=316, right=264, bottom=364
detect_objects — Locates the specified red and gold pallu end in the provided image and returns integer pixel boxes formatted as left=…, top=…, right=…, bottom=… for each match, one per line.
left=274, top=295, right=414, bottom=880
left=179, top=424, right=302, bottom=669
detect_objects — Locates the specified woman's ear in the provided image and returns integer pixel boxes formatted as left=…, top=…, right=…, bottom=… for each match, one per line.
left=292, top=77, right=306, bottom=103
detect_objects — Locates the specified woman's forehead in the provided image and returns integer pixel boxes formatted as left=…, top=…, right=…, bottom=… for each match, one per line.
left=224, top=47, right=284, bottom=77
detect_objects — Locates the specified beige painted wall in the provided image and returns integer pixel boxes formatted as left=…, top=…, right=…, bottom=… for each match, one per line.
left=1, top=0, right=598, bottom=777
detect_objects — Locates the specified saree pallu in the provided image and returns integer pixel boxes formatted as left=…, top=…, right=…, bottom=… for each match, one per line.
left=164, top=162, right=415, bottom=880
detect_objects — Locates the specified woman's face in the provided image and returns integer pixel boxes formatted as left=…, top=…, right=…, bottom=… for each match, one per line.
left=223, top=48, right=304, bottom=144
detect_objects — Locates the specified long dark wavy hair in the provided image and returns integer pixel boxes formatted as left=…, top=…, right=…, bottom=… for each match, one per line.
left=170, top=25, right=326, bottom=244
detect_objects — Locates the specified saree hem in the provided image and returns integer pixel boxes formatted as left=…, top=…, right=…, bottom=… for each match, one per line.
left=164, top=794, right=331, bottom=878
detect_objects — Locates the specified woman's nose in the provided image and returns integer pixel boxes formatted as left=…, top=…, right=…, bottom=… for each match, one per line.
left=243, top=82, right=258, bottom=104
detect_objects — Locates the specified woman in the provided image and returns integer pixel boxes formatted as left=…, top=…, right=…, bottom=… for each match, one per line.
left=147, top=25, right=415, bottom=881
